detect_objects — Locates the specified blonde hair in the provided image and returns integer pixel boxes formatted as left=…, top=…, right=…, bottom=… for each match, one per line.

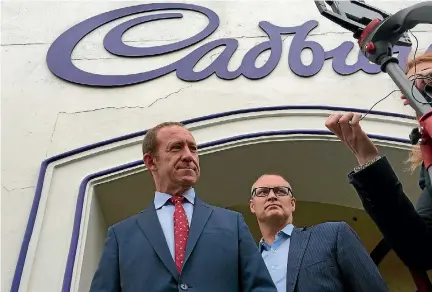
left=405, top=52, right=432, bottom=171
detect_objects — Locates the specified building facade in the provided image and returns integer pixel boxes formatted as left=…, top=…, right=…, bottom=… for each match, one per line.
left=2, top=1, right=432, bottom=291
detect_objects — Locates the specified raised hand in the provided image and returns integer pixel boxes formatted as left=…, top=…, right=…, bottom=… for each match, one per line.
left=325, top=112, right=380, bottom=166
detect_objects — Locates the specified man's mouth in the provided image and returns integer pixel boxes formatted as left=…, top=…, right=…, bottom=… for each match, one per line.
left=178, top=167, right=195, bottom=171
left=265, top=204, right=281, bottom=210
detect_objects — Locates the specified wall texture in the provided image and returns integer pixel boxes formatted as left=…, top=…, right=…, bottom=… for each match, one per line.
left=2, top=1, right=431, bottom=291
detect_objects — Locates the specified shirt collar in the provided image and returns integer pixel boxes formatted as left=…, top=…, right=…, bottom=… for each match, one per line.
left=259, top=223, right=294, bottom=252
left=154, top=188, right=196, bottom=209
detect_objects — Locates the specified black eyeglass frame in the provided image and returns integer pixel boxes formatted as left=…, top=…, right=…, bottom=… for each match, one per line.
left=251, top=186, right=294, bottom=198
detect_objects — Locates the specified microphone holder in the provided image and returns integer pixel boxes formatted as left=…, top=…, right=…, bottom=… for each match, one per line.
left=316, top=1, right=432, bottom=182
left=357, top=1, right=432, bottom=181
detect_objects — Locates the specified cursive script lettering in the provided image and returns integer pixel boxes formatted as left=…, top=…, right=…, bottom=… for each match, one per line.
left=46, top=3, right=428, bottom=87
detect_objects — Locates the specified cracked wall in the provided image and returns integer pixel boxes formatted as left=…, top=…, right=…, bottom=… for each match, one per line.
left=2, top=1, right=432, bottom=291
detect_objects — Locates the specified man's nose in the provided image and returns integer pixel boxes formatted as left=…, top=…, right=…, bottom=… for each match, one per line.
left=267, top=190, right=277, bottom=200
left=181, top=147, right=194, bottom=160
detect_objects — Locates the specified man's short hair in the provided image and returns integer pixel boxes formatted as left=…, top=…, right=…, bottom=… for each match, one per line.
left=250, top=173, right=289, bottom=194
left=142, top=121, right=186, bottom=156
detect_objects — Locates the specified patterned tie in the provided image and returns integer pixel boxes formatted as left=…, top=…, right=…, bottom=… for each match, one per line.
left=170, top=196, right=190, bottom=273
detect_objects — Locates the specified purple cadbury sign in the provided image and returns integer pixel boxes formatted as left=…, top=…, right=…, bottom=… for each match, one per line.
left=46, top=3, right=431, bottom=88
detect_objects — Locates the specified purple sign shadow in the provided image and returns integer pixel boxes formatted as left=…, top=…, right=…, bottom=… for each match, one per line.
left=46, top=3, right=430, bottom=87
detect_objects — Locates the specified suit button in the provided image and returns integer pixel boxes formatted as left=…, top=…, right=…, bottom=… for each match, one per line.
left=180, top=284, right=188, bottom=290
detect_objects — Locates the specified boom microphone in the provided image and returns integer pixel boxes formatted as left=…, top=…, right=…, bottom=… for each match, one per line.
left=314, top=0, right=432, bottom=176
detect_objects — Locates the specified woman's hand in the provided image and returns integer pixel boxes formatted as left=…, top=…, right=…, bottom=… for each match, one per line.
left=325, top=112, right=380, bottom=165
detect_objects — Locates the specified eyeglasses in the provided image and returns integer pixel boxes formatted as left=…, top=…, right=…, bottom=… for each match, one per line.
left=251, top=186, right=293, bottom=198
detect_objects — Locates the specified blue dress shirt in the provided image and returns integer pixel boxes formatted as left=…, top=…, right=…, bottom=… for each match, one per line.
left=154, top=188, right=195, bottom=260
left=259, top=224, right=294, bottom=292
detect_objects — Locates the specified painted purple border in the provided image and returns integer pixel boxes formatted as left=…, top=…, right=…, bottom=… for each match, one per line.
left=11, top=105, right=414, bottom=292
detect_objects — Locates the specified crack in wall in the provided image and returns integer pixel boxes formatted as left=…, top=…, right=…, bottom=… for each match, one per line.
left=46, top=113, right=61, bottom=157
left=73, top=57, right=117, bottom=61
left=44, top=86, right=192, bottom=157
left=1, top=185, right=35, bottom=192
left=2, top=29, right=431, bottom=47
left=148, top=85, right=192, bottom=108
left=147, top=86, right=192, bottom=107
left=2, top=185, right=10, bottom=193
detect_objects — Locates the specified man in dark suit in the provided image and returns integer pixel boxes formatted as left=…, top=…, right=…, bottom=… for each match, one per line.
left=249, top=174, right=389, bottom=292
left=90, top=122, right=277, bottom=292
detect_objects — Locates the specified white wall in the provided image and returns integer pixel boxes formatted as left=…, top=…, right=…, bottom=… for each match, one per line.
left=2, top=1, right=431, bottom=291
left=77, top=194, right=107, bottom=292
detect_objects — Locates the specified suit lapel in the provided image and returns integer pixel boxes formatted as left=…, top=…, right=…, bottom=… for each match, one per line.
left=135, top=205, right=179, bottom=279
left=183, top=197, right=213, bottom=265
left=286, top=227, right=311, bottom=292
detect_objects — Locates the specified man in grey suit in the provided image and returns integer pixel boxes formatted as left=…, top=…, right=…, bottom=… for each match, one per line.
left=90, top=122, right=277, bottom=292
left=249, top=174, right=389, bottom=292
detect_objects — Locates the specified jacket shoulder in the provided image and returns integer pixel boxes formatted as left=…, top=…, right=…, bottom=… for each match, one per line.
left=110, top=212, right=142, bottom=230
left=306, top=221, right=349, bottom=234
left=302, top=222, right=353, bottom=247
left=207, top=204, right=240, bottom=217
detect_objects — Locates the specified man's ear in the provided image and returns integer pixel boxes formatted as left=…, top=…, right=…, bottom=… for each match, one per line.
left=291, top=197, right=296, bottom=212
left=249, top=199, right=256, bottom=214
left=143, top=153, right=157, bottom=171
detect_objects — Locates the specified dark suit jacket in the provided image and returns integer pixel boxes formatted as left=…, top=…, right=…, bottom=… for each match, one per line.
left=286, top=222, right=388, bottom=292
left=89, top=196, right=277, bottom=292
left=348, top=156, right=432, bottom=270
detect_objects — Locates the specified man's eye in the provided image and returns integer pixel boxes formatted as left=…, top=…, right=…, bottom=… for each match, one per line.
left=256, top=189, right=268, bottom=196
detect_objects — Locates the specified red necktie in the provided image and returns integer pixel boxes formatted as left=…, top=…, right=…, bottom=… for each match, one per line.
left=170, top=196, right=190, bottom=273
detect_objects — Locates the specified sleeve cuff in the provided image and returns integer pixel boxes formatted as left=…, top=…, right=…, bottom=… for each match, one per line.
left=353, top=156, right=383, bottom=173
left=348, top=156, right=402, bottom=204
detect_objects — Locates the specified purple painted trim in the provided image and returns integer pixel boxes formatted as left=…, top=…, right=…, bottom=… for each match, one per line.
left=63, top=130, right=410, bottom=292
left=11, top=105, right=414, bottom=292
left=64, top=161, right=141, bottom=292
